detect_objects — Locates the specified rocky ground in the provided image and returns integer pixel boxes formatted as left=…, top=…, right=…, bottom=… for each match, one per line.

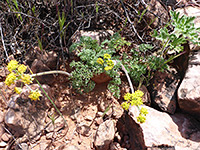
left=1, top=0, right=200, bottom=150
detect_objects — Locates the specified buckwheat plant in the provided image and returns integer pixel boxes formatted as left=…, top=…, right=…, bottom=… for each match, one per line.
left=69, top=33, right=130, bottom=98
left=4, top=60, right=68, bottom=127
left=5, top=60, right=42, bottom=101
left=121, top=90, right=148, bottom=123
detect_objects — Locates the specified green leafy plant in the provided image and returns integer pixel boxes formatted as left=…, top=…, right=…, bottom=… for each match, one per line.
left=152, top=10, right=200, bottom=56
left=122, top=44, right=168, bottom=86
left=70, top=33, right=149, bottom=122
left=69, top=33, right=130, bottom=98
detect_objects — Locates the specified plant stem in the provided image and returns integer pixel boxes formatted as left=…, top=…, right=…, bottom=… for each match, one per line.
left=35, top=78, right=68, bottom=130
left=161, top=38, right=170, bottom=56
left=120, top=62, right=134, bottom=94
left=31, top=70, right=71, bottom=77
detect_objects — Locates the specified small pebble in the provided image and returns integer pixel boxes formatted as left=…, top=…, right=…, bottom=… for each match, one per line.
left=95, top=117, right=103, bottom=125
left=1, top=133, right=11, bottom=142
left=84, top=116, right=93, bottom=121
left=20, top=143, right=29, bottom=150
left=0, top=141, right=7, bottom=148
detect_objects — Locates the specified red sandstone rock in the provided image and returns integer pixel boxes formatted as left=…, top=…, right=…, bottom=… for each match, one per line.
left=178, top=51, right=200, bottom=120
left=128, top=106, right=200, bottom=149
left=94, top=119, right=115, bottom=150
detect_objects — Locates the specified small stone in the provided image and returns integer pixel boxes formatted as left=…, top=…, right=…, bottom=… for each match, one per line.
left=4, top=108, right=15, bottom=125
left=96, top=112, right=103, bottom=117
left=112, top=99, right=124, bottom=119
left=7, top=95, right=20, bottom=110
left=1, top=133, right=11, bottom=142
left=64, top=145, right=80, bottom=150
left=46, top=132, right=53, bottom=140
left=139, top=85, right=151, bottom=106
left=31, top=59, right=54, bottom=84
left=45, top=116, right=65, bottom=133
left=76, top=124, right=91, bottom=137
left=110, top=142, right=124, bottom=150
left=0, top=111, right=4, bottom=123
left=95, top=117, right=103, bottom=125
left=52, top=140, right=64, bottom=148
left=84, top=116, right=93, bottom=121
left=0, top=141, right=7, bottom=148
left=0, top=125, right=4, bottom=139
left=115, top=132, right=121, bottom=143
left=20, top=143, right=29, bottom=150
left=94, top=119, right=115, bottom=150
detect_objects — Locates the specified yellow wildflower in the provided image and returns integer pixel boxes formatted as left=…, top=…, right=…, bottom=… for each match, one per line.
left=140, top=107, right=148, bottom=116
left=124, top=93, right=132, bottom=101
left=7, top=60, right=19, bottom=72
left=104, top=66, right=113, bottom=71
left=14, top=87, right=22, bottom=94
left=21, top=74, right=33, bottom=84
left=5, top=72, right=16, bottom=86
left=121, top=102, right=130, bottom=111
left=17, top=64, right=27, bottom=74
left=104, top=53, right=111, bottom=59
left=130, top=96, right=143, bottom=106
left=97, top=58, right=104, bottom=65
left=134, top=90, right=144, bottom=98
left=28, top=89, right=42, bottom=101
left=106, top=60, right=114, bottom=67
left=137, top=114, right=146, bottom=123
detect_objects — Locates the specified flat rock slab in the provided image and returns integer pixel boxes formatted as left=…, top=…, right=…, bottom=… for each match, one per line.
left=178, top=50, right=200, bottom=119
left=129, top=106, right=200, bottom=150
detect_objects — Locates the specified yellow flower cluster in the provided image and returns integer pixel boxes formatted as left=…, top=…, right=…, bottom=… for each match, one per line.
left=7, top=60, right=19, bottom=72
left=104, top=60, right=114, bottom=71
left=5, top=60, right=33, bottom=86
left=28, top=89, right=42, bottom=101
left=137, top=115, right=146, bottom=123
left=123, top=90, right=144, bottom=106
left=121, top=90, right=148, bottom=123
left=4, top=60, right=42, bottom=101
left=97, top=58, right=104, bottom=65
left=96, top=53, right=115, bottom=71
left=5, top=72, right=17, bottom=86
left=18, top=64, right=27, bottom=74
left=137, top=107, right=148, bottom=123
left=14, top=87, right=22, bottom=94
left=104, top=53, right=111, bottom=59
left=21, top=74, right=33, bottom=84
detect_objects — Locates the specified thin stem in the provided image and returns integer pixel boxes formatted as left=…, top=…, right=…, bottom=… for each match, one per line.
left=35, top=78, right=68, bottom=130
left=31, top=70, right=71, bottom=77
left=161, top=38, right=170, bottom=56
left=120, top=0, right=144, bottom=42
left=120, top=62, right=134, bottom=94
left=164, top=51, right=186, bottom=64
left=0, top=23, right=9, bottom=61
